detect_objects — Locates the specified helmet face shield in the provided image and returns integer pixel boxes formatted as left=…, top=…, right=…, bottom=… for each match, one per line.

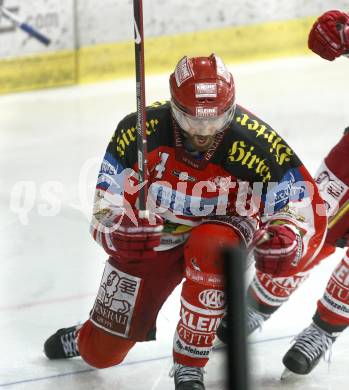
left=169, top=54, right=236, bottom=138
left=171, top=100, right=236, bottom=136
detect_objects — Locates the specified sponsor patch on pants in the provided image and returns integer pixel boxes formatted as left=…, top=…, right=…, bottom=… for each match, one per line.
left=90, top=261, right=142, bottom=337
left=173, top=331, right=212, bottom=358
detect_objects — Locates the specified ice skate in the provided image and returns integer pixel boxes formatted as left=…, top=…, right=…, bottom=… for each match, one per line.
left=44, top=325, right=81, bottom=359
left=215, top=306, right=270, bottom=348
left=246, top=306, right=270, bottom=335
left=281, top=323, right=336, bottom=378
left=170, top=363, right=205, bottom=390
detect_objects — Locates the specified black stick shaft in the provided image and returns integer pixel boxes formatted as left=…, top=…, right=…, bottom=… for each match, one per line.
left=224, top=247, right=250, bottom=390
left=133, top=0, right=148, bottom=211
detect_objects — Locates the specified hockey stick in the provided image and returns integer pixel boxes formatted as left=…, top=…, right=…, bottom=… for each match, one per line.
left=328, top=198, right=349, bottom=230
left=0, top=6, right=51, bottom=46
left=224, top=247, right=250, bottom=390
left=133, top=0, right=149, bottom=216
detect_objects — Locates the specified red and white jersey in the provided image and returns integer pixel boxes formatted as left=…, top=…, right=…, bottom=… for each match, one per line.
left=90, top=101, right=327, bottom=271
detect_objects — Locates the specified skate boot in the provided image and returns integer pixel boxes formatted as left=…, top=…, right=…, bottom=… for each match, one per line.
left=246, top=306, right=270, bottom=335
left=44, top=325, right=81, bottom=359
left=282, top=323, right=336, bottom=376
left=216, top=306, right=270, bottom=345
left=170, top=363, right=205, bottom=390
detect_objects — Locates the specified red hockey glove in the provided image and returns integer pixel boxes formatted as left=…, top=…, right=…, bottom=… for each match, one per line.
left=308, top=10, right=349, bottom=61
left=253, top=224, right=303, bottom=276
left=102, top=209, right=163, bottom=260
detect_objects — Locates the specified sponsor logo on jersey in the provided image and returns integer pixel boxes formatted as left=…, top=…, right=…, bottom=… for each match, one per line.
left=276, top=204, right=306, bottom=223
left=100, top=159, right=116, bottom=175
left=175, top=56, right=194, bottom=87
left=227, top=140, right=272, bottom=183
left=113, top=119, right=159, bottom=157
left=321, top=292, right=349, bottom=319
left=177, top=324, right=215, bottom=346
left=199, top=289, right=225, bottom=309
left=195, top=83, right=217, bottom=98
left=256, top=272, right=307, bottom=300
left=174, top=334, right=211, bottom=357
left=316, top=170, right=346, bottom=200
left=186, top=266, right=224, bottom=286
left=314, top=162, right=348, bottom=217
left=333, top=261, right=349, bottom=287
left=265, top=169, right=307, bottom=212
left=207, top=176, right=232, bottom=191
left=97, top=153, right=126, bottom=193
left=181, top=308, right=221, bottom=332
left=90, top=262, right=142, bottom=337
left=172, top=170, right=196, bottom=182
left=235, top=112, right=294, bottom=166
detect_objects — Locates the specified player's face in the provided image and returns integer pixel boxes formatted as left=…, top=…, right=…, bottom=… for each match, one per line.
left=186, top=133, right=215, bottom=151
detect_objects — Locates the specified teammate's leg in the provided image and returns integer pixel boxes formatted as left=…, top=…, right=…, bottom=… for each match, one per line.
left=283, top=248, right=349, bottom=375
left=216, top=242, right=336, bottom=343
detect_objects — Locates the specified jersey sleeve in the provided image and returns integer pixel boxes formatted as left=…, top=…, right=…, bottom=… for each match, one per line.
left=89, top=104, right=167, bottom=249
left=225, top=106, right=328, bottom=273
left=260, top=162, right=327, bottom=274
left=89, top=115, right=138, bottom=248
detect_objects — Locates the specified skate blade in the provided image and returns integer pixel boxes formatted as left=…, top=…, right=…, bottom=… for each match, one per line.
left=280, top=368, right=300, bottom=381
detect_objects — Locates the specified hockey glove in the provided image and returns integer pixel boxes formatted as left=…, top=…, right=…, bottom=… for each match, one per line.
left=308, top=10, right=349, bottom=61
left=101, top=209, right=163, bottom=260
left=253, top=224, right=303, bottom=276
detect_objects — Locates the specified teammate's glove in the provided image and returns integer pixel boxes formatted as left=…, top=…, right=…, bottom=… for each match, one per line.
left=308, top=10, right=349, bottom=61
left=102, top=209, right=163, bottom=260
left=252, top=224, right=303, bottom=276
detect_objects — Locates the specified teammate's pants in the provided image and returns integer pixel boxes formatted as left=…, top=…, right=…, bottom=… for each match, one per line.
left=248, top=131, right=349, bottom=329
left=314, top=247, right=349, bottom=332
left=247, top=243, right=336, bottom=316
left=77, top=222, right=241, bottom=369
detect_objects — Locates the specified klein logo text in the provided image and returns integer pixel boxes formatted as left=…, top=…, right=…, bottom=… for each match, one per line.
left=196, top=107, right=217, bottom=118
left=195, top=83, right=217, bottom=98
left=181, top=309, right=221, bottom=332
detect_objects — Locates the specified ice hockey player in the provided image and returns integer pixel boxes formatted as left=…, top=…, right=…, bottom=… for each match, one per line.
left=282, top=128, right=349, bottom=376
left=43, top=54, right=326, bottom=390
left=216, top=9, right=349, bottom=377
left=282, top=10, right=349, bottom=376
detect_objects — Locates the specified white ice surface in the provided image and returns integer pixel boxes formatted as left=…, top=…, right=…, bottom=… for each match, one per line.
left=0, top=55, right=349, bottom=389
